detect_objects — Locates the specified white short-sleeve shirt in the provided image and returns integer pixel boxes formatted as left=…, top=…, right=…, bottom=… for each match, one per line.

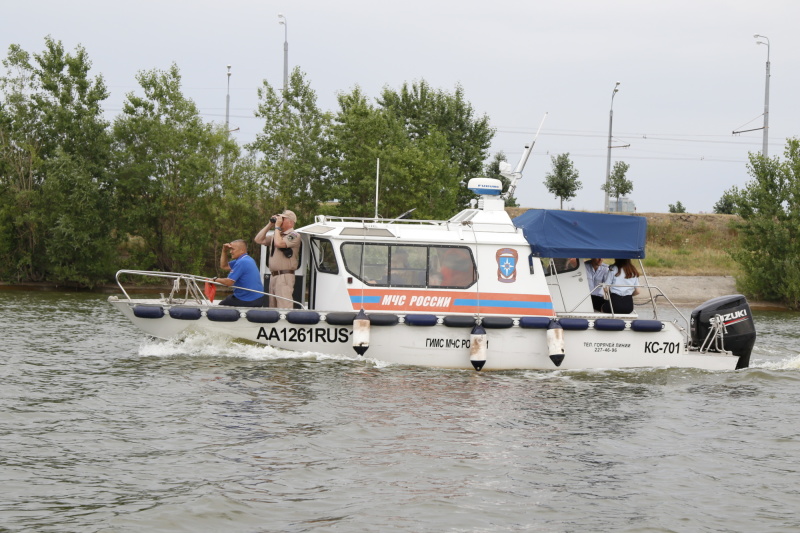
left=605, top=266, right=639, bottom=296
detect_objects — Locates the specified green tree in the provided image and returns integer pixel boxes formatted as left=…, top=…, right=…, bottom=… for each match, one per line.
left=247, top=67, right=332, bottom=223
left=601, top=161, right=633, bottom=212
left=329, top=86, right=460, bottom=219
left=668, top=201, right=687, bottom=213
left=0, top=37, right=116, bottom=285
left=112, top=63, right=241, bottom=273
left=377, top=80, right=494, bottom=208
left=544, top=153, right=581, bottom=209
left=483, top=151, right=518, bottom=207
left=727, top=139, right=800, bottom=307
left=713, top=190, right=736, bottom=214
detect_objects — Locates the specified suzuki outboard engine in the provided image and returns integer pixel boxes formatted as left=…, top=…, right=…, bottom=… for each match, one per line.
left=690, top=294, right=756, bottom=369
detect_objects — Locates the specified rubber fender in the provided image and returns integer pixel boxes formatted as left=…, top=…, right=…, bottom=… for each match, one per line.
left=368, top=314, right=399, bottom=326
left=481, top=316, right=514, bottom=329
left=206, top=308, right=241, bottom=322
left=593, top=318, right=626, bottom=331
left=519, top=316, right=551, bottom=329
left=169, top=307, right=202, bottom=320
left=631, top=320, right=664, bottom=332
left=133, top=305, right=164, bottom=319
left=558, top=318, right=589, bottom=331
left=325, top=312, right=356, bottom=325
left=286, top=311, right=321, bottom=325
left=245, top=309, right=281, bottom=324
left=404, top=314, right=438, bottom=326
left=442, top=315, right=476, bottom=328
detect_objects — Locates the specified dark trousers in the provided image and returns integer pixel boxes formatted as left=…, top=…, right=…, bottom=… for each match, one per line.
left=601, top=293, right=634, bottom=314
left=218, top=295, right=268, bottom=307
left=591, top=295, right=606, bottom=312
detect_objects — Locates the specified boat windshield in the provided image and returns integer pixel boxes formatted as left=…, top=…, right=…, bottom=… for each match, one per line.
left=341, top=243, right=476, bottom=289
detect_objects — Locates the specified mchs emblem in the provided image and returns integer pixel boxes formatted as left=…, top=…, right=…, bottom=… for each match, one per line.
left=496, top=248, right=518, bottom=283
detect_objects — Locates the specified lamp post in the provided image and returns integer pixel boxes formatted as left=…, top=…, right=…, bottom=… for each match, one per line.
left=754, top=34, right=770, bottom=157
left=278, top=14, right=288, bottom=96
left=225, top=65, right=231, bottom=130
left=604, top=81, right=621, bottom=212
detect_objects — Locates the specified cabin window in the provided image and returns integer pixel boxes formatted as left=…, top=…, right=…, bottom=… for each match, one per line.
left=311, top=238, right=339, bottom=274
left=428, top=246, right=476, bottom=288
left=341, top=243, right=475, bottom=288
left=542, top=257, right=580, bottom=277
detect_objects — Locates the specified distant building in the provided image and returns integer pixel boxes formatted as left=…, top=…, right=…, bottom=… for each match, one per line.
left=607, top=197, right=636, bottom=213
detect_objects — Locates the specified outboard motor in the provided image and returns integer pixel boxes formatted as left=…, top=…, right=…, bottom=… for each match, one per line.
left=690, top=294, right=756, bottom=369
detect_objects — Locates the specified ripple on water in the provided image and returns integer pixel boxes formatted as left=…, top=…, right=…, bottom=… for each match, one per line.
left=2, top=292, right=800, bottom=532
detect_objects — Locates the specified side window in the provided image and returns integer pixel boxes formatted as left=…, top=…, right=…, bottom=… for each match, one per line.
left=543, top=258, right=580, bottom=277
left=429, top=247, right=476, bottom=288
left=390, top=246, right=426, bottom=287
left=312, top=238, right=339, bottom=274
left=341, top=244, right=427, bottom=287
left=341, top=243, right=475, bottom=288
left=342, top=243, right=389, bottom=283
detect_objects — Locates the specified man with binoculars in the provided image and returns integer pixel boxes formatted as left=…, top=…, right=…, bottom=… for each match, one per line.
left=254, top=210, right=301, bottom=308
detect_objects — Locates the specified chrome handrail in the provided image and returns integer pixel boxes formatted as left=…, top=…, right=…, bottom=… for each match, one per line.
left=564, top=283, right=691, bottom=343
left=113, top=269, right=306, bottom=309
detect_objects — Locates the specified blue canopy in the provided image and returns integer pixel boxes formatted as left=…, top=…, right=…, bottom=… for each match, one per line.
left=513, top=209, right=647, bottom=259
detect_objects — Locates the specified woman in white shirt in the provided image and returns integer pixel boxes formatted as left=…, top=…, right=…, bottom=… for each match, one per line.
left=601, top=258, right=640, bottom=314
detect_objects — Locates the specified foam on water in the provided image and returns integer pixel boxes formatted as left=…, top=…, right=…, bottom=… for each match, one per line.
left=136, top=330, right=367, bottom=364
left=753, top=353, right=800, bottom=370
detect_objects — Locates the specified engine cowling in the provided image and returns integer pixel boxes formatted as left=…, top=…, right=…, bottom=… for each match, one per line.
left=690, top=294, right=756, bottom=369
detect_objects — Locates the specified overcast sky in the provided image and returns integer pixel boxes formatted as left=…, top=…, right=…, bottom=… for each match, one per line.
left=4, top=0, right=799, bottom=213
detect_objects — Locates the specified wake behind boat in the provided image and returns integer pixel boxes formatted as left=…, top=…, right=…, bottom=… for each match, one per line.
left=109, top=180, right=756, bottom=371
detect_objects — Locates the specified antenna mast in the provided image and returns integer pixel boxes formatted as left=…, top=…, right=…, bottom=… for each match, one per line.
left=502, top=113, right=548, bottom=200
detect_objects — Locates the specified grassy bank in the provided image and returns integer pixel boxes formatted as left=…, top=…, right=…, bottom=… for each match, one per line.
left=508, top=209, right=739, bottom=276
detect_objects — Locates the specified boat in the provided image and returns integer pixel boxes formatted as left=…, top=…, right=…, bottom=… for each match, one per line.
left=109, top=185, right=757, bottom=372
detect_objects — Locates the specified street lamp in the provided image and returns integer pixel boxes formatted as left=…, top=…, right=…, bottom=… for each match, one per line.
left=278, top=14, right=288, bottom=96
left=754, top=34, right=770, bottom=157
left=225, top=65, right=231, bottom=130
left=604, top=81, right=621, bottom=212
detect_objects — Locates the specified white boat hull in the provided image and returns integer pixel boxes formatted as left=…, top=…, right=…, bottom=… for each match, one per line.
left=109, top=297, right=739, bottom=371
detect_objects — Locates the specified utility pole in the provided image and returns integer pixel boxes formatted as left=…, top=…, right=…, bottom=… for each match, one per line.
left=225, top=65, right=231, bottom=130
left=604, top=82, right=620, bottom=212
left=754, top=34, right=770, bottom=157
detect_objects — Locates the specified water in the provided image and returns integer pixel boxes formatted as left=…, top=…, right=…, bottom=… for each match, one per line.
left=2, top=290, right=800, bottom=532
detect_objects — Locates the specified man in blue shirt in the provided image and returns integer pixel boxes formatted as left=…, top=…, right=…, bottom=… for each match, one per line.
left=214, top=239, right=267, bottom=307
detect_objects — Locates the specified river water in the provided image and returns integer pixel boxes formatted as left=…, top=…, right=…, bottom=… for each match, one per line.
left=1, top=290, right=799, bottom=532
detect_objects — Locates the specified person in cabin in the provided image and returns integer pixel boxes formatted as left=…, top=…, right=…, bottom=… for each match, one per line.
left=254, top=210, right=301, bottom=308
left=601, top=258, right=640, bottom=314
left=389, top=249, right=412, bottom=286
left=215, top=239, right=268, bottom=307
left=439, top=248, right=476, bottom=287
left=584, top=258, right=610, bottom=311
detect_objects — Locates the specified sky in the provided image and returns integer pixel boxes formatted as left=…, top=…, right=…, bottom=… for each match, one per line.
left=4, top=0, right=800, bottom=214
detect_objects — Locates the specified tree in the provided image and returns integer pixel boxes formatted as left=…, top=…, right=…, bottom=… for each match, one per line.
left=713, top=190, right=736, bottom=214
left=484, top=151, right=518, bottom=207
left=544, top=153, right=581, bottom=209
left=377, top=80, right=494, bottom=208
left=0, top=37, right=116, bottom=285
left=727, top=139, right=800, bottom=308
left=247, top=67, right=332, bottom=223
left=668, top=201, right=687, bottom=213
left=600, top=161, right=633, bottom=212
left=328, top=86, right=460, bottom=219
left=112, top=63, right=241, bottom=273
